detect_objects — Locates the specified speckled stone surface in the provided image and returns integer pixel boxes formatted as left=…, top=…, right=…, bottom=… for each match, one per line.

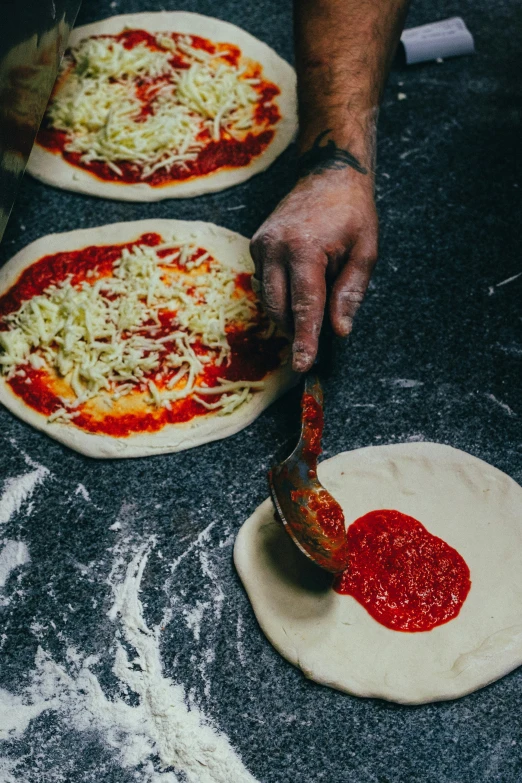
left=0, top=0, right=521, bottom=781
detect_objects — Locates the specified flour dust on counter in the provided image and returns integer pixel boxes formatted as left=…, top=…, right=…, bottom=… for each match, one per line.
left=0, top=462, right=50, bottom=528
left=0, top=541, right=30, bottom=592
left=235, top=442, right=522, bottom=704
left=0, top=451, right=50, bottom=612
left=0, top=537, right=258, bottom=783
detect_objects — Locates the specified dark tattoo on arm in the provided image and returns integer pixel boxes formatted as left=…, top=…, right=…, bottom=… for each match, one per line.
left=297, top=130, right=368, bottom=177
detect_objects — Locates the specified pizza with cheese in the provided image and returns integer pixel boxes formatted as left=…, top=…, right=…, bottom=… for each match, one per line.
left=0, top=220, right=295, bottom=457
left=27, top=12, right=297, bottom=200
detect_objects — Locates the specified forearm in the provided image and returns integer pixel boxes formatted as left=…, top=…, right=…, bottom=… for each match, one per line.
left=251, top=0, right=409, bottom=371
left=294, top=0, right=410, bottom=173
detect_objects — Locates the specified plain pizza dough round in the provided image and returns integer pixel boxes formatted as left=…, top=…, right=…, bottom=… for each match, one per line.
left=0, top=219, right=296, bottom=458
left=234, top=442, right=522, bottom=704
left=26, top=12, right=298, bottom=201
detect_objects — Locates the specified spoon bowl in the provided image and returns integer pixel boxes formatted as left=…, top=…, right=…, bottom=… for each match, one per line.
left=269, top=374, right=350, bottom=574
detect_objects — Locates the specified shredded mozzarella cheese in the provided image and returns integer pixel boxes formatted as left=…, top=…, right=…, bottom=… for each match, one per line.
left=45, top=31, right=268, bottom=178
left=0, top=238, right=264, bottom=421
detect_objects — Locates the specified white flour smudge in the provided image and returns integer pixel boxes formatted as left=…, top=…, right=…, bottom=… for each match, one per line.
left=0, top=541, right=30, bottom=590
left=0, top=544, right=258, bottom=783
left=488, top=270, right=522, bottom=295
left=0, top=467, right=49, bottom=528
left=485, top=393, right=516, bottom=417
left=74, top=484, right=91, bottom=502
left=380, top=378, right=424, bottom=389
left=183, top=600, right=209, bottom=643
left=170, top=521, right=216, bottom=574
left=198, top=550, right=225, bottom=621
left=236, top=615, right=247, bottom=667
left=0, top=683, right=58, bottom=741
left=0, top=755, right=18, bottom=783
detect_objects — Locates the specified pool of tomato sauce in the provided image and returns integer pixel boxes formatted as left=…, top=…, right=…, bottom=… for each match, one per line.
left=288, top=394, right=471, bottom=628
left=333, top=509, right=471, bottom=632
left=36, top=29, right=281, bottom=186
left=1, top=233, right=287, bottom=436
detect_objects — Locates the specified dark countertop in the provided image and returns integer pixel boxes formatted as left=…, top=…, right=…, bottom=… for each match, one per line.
left=1, top=0, right=521, bottom=781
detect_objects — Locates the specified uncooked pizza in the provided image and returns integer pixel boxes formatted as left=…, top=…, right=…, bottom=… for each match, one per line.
left=0, top=220, right=295, bottom=457
left=235, top=442, right=522, bottom=704
left=27, top=12, right=297, bottom=200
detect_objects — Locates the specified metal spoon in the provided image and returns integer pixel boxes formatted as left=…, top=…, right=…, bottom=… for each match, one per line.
left=269, top=373, right=350, bottom=574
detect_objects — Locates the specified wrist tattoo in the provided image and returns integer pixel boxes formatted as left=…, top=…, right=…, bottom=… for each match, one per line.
left=297, top=130, right=368, bottom=177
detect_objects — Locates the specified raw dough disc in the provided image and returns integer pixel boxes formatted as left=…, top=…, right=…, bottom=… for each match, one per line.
left=234, top=442, right=522, bottom=704
left=26, top=12, right=297, bottom=201
left=0, top=219, right=296, bottom=458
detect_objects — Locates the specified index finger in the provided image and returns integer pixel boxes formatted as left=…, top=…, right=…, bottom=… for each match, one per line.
left=288, top=246, right=328, bottom=372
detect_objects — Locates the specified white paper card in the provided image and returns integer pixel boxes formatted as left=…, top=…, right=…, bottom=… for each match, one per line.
left=401, top=17, right=475, bottom=65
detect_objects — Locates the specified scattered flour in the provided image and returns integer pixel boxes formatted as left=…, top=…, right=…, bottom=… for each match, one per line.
left=74, top=484, right=91, bottom=502
left=0, top=684, right=56, bottom=741
left=0, top=544, right=258, bottom=783
left=236, top=614, right=247, bottom=667
left=170, top=522, right=216, bottom=573
left=198, top=550, right=225, bottom=621
left=183, top=600, right=210, bottom=643
left=485, top=393, right=516, bottom=417
left=0, top=540, right=30, bottom=589
left=0, top=467, right=49, bottom=528
left=380, top=378, right=424, bottom=389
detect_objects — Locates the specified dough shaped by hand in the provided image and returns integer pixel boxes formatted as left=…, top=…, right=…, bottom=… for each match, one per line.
left=234, top=442, right=522, bottom=704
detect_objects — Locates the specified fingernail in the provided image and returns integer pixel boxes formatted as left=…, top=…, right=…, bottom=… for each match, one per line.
left=292, top=348, right=311, bottom=373
left=338, top=316, right=353, bottom=337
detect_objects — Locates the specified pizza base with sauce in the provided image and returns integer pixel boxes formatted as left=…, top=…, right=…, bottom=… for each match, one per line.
left=27, top=12, right=297, bottom=201
left=0, top=219, right=296, bottom=458
left=234, top=442, right=522, bottom=704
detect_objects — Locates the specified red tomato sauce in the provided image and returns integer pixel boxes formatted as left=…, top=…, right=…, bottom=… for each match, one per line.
left=1, top=236, right=287, bottom=437
left=7, top=324, right=285, bottom=437
left=301, top=392, right=324, bottom=463
left=0, top=233, right=162, bottom=320
left=235, top=272, right=252, bottom=293
left=36, top=29, right=281, bottom=186
left=282, top=391, right=350, bottom=571
left=334, top=509, right=471, bottom=632
left=37, top=129, right=276, bottom=186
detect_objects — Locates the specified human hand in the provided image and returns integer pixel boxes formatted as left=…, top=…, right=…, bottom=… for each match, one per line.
left=250, top=168, right=378, bottom=373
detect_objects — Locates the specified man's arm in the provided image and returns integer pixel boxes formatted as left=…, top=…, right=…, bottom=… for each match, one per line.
left=250, top=0, right=410, bottom=372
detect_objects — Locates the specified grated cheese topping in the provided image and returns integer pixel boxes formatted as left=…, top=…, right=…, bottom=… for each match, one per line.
left=44, top=31, right=270, bottom=179
left=0, top=237, right=269, bottom=423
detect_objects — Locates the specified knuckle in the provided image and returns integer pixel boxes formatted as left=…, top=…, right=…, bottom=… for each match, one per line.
left=340, top=289, right=366, bottom=306
left=262, top=294, right=284, bottom=321
left=289, top=240, right=326, bottom=265
left=251, top=227, right=283, bottom=252
left=261, top=277, right=281, bottom=303
left=249, top=234, right=265, bottom=260
left=292, top=291, right=323, bottom=316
